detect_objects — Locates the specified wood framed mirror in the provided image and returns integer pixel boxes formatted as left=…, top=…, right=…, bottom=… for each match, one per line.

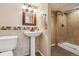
left=22, top=4, right=36, bottom=26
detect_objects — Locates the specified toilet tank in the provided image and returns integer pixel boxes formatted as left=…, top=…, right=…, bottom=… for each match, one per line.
left=0, top=35, right=17, bottom=52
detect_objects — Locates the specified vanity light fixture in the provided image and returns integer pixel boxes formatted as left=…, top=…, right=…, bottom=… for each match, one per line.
left=22, top=4, right=28, bottom=12
left=22, top=3, right=37, bottom=13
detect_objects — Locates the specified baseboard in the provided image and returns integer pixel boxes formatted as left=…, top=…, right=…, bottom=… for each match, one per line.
left=51, top=44, right=55, bottom=47
left=37, top=50, right=45, bottom=56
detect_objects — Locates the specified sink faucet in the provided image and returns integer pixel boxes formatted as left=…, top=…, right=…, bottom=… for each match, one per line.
left=30, top=27, right=34, bottom=32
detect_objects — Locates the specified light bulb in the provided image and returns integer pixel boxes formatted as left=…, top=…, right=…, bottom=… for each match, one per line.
left=34, top=9, right=37, bottom=13
left=22, top=5, right=26, bottom=10
left=29, top=7, right=32, bottom=11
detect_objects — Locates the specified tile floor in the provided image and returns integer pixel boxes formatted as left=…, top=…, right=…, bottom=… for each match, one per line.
left=27, top=46, right=78, bottom=56
left=51, top=46, right=77, bottom=56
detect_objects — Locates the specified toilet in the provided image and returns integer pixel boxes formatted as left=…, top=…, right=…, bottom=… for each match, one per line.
left=0, top=35, right=17, bottom=56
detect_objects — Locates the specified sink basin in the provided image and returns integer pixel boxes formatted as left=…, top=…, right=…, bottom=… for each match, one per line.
left=24, top=31, right=42, bottom=37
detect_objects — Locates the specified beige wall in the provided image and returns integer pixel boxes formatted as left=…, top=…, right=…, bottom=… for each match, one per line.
left=51, top=11, right=58, bottom=44
left=46, top=4, right=53, bottom=55
left=50, top=11, right=67, bottom=45
left=38, top=3, right=51, bottom=56
left=67, top=10, right=79, bottom=45
left=0, top=3, right=22, bottom=26
left=51, top=11, right=67, bottom=44
left=57, top=13, right=67, bottom=43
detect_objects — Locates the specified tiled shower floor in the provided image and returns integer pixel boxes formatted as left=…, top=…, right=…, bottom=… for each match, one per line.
left=51, top=46, right=77, bottom=56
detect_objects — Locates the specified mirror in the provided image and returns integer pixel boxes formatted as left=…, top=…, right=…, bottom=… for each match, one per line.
left=22, top=4, right=36, bottom=26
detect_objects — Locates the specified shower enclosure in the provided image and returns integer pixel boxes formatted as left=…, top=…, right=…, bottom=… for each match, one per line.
left=51, top=5, right=79, bottom=55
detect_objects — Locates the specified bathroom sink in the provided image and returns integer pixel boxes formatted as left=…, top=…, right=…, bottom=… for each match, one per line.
left=24, top=31, right=42, bottom=56
left=24, top=31, right=42, bottom=37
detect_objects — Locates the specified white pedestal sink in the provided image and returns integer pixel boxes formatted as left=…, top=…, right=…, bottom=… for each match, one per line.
left=24, top=31, right=42, bottom=56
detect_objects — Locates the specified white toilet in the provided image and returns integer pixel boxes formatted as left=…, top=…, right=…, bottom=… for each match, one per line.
left=0, top=35, right=17, bottom=56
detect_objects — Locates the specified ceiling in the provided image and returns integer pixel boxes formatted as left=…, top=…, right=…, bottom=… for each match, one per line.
left=49, top=3, right=79, bottom=12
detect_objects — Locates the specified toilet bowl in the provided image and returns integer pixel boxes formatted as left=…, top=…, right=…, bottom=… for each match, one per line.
left=0, top=35, right=17, bottom=56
